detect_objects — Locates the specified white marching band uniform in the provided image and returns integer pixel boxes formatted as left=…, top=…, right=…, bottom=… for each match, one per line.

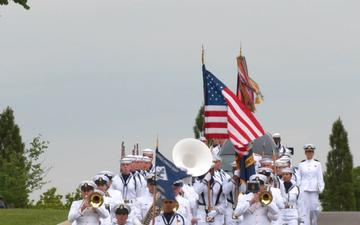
left=279, top=179, right=301, bottom=225
left=68, top=199, right=110, bottom=225
left=154, top=213, right=186, bottom=225
left=233, top=174, right=279, bottom=225
left=297, top=145, right=324, bottom=225
left=193, top=173, right=227, bottom=225
left=112, top=172, right=143, bottom=203
left=67, top=142, right=324, bottom=225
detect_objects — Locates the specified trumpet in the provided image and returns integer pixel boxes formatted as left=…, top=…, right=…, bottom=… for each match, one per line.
left=89, top=192, right=104, bottom=208
left=259, top=186, right=273, bottom=206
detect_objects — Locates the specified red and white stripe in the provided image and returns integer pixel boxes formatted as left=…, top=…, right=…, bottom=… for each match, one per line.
left=222, top=87, right=265, bottom=155
left=204, top=105, right=228, bottom=139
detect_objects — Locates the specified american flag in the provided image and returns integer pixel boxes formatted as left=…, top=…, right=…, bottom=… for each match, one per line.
left=202, top=65, right=265, bottom=154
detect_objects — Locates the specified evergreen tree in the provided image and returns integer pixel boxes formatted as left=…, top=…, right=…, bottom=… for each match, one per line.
left=321, top=118, right=355, bottom=211
left=193, top=105, right=204, bottom=139
left=0, top=107, right=28, bottom=207
left=0, top=107, right=49, bottom=207
left=353, top=166, right=360, bottom=210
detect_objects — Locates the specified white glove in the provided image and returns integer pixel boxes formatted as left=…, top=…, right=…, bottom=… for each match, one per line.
left=207, top=209, right=217, bottom=218
left=233, top=169, right=240, bottom=177
left=203, top=172, right=212, bottom=182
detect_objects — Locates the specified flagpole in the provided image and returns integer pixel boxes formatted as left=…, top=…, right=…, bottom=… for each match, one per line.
left=201, top=45, right=205, bottom=65
left=152, top=136, right=158, bottom=225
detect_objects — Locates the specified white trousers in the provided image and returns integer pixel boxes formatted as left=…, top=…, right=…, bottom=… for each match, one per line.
left=299, top=191, right=320, bottom=225
left=224, top=205, right=243, bottom=225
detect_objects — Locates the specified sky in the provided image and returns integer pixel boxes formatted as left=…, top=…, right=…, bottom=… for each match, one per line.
left=1, top=0, right=359, bottom=200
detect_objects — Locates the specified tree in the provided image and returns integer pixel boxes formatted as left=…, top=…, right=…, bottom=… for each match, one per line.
left=321, top=118, right=355, bottom=211
left=0, top=106, right=49, bottom=207
left=35, top=187, right=64, bottom=209
left=0, top=107, right=28, bottom=207
left=64, top=189, right=81, bottom=209
left=0, top=0, right=30, bottom=9
left=193, top=105, right=204, bottom=139
left=25, top=135, right=50, bottom=193
left=353, top=166, right=360, bottom=210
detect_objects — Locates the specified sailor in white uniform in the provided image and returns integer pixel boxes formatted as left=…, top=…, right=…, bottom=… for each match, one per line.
left=173, top=180, right=192, bottom=225
left=154, top=199, right=187, bottom=225
left=193, top=169, right=226, bottom=225
left=222, top=163, right=244, bottom=225
left=297, top=144, right=324, bottom=225
left=132, top=175, right=159, bottom=224
left=279, top=167, right=302, bottom=225
left=68, top=181, right=109, bottom=225
left=93, top=175, right=123, bottom=225
left=112, top=157, right=142, bottom=204
left=181, top=176, right=199, bottom=225
left=257, top=167, right=284, bottom=225
left=142, top=148, right=155, bottom=171
left=112, top=204, right=132, bottom=225
left=233, top=174, right=279, bottom=225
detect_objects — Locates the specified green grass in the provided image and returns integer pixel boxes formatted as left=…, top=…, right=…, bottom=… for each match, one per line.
left=0, top=208, right=68, bottom=225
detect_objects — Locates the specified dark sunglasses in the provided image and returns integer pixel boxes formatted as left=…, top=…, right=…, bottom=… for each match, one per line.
left=163, top=200, right=174, bottom=204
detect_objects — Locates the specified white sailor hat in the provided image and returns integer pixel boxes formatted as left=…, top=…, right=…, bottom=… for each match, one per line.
left=257, top=167, right=273, bottom=176
left=275, top=159, right=288, bottom=167
left=97, top=170, right=114, bottom=180
left=93, top=174, right=110, bottom=185
left=281, top=167, right=294, bottom=174
left=303, top=144, right=316, bottom=150
left=120, top=157, right=133, bottom=164
left=272, top=133, right=281, bottom=138
left=133, top=155, right=142, bottom=161
left=146, top=174, right=156, bottom=185
left=142, top=148, right=155, bottom=155
left=259, top=158, right=273, bottom=165
left=115, top=203, right=131, bottom=215
left=278, top=155, right=291, bottom=163
left=78, top=180, right=97, bottom=190
left=249, top=174, right=267, bottom=184
left=212, top=153, right=221, bottom=162
left=143, top=156, right=152, bottom=162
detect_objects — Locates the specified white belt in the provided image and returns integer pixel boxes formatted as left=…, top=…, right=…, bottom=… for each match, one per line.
left=198, top=205, right=207, bottom=210
left=284, top=205, right=297, bottom=209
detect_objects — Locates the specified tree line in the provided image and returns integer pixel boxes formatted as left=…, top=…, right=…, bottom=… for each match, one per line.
left=0, top=105, right=359, bottom=210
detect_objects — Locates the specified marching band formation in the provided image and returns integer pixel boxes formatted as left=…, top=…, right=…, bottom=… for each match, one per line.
left=68, top=133, right=324, bottom=225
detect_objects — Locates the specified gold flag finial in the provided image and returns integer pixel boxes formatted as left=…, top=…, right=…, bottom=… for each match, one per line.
left=201, top=45, right=205, bottom=65
left=240, top=42, right=242, bottom=56
left=156, top=135, right=159, bottom=149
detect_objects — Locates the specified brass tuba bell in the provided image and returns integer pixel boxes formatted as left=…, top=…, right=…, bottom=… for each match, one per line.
left=172, top=138, right=213, bottom=177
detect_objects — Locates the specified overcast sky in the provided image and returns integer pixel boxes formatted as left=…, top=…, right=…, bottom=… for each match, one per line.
left=1, top=0, right=359, bottom=200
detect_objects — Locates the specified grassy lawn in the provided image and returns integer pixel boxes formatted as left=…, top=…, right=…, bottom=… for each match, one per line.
left=0, top=208, right=68, bottom=225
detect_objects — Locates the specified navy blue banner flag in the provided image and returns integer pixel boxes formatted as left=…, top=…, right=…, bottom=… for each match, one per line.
left=239, top=149, right=256, bottom=181
left=155, top=149, right=189, bottom=200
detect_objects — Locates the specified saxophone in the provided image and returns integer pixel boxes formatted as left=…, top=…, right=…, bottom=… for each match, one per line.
left=142, top=193, right=161, bottom=225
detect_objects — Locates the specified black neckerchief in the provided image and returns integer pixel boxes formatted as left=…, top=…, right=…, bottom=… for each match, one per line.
left=163, top=212, right=175, bottom=224
left=121, top=173, right=130, bottom=182
left=284, top=181, right=292, bottom=193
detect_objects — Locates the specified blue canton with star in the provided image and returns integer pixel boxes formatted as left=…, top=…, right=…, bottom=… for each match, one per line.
left=203, top=65, right=227, bottom=106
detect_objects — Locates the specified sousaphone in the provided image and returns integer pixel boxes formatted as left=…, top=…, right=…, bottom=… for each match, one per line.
left=172, top=138, right=213, bottom=177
